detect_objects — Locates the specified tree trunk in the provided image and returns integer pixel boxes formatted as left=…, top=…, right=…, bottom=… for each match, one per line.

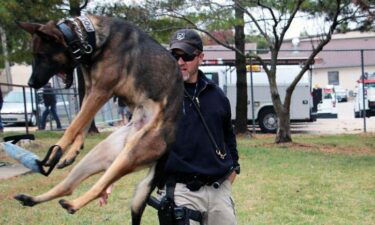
left=275, top=109, right=292, bottom=143
left=234, top=1, right=247, bottom=134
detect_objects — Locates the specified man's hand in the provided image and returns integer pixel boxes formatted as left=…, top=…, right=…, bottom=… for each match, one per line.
left=99, top=184, right=113, bottom=206
left=228, top=171, right=237, bottom=184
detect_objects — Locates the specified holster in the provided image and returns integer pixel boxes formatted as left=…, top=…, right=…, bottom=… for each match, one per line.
left=148, top=177, right=202, bottom=225
left=158, top=196, right=175, bottom=225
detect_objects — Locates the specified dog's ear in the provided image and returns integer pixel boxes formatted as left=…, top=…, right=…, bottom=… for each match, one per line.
left=16, top=21, right=42, bottom=34
left=35, top=21, right=68, bottom=47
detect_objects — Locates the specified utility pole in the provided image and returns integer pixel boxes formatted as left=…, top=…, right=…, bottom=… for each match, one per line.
left=0, top=26, right=12, bottom=92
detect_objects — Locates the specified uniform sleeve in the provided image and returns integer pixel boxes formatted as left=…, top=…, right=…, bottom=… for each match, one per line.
left=223, top=96, right=240, bottom=168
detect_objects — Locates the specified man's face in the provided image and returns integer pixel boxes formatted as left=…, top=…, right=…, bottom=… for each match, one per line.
left=172, top=49, right=204, bottom=83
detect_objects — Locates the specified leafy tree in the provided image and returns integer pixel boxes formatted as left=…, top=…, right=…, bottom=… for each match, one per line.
left=0, top=0, right=64, bottom=67
left=239, top=0, right=363, bottom=143
left=139, top=0, right=366, bottom=143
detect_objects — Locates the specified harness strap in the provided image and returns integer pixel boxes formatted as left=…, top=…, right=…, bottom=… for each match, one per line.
left=184, top=89, right=227, bottom=159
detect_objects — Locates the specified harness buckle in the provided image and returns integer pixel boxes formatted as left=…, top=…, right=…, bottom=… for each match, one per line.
left=83, top=44, right=93, bottom=54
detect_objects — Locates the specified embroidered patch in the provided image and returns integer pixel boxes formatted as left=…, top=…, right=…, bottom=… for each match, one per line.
left=78, top=16, right=95, bottom=32
left=176, top=33, right=185, bottom=40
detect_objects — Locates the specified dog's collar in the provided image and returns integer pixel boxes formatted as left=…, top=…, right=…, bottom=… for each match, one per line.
left=57, top=16, right=96, bottom=64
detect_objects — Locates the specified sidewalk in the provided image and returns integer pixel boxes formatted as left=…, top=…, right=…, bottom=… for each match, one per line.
left=0, top=163, right=31, bottom=179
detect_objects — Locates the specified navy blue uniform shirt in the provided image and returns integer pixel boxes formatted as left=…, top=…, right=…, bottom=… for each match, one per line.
left=164, top=70, right=239, bottom=178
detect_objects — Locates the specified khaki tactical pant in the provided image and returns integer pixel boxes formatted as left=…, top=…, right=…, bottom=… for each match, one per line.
left=157, top=180, right=237, bottom=225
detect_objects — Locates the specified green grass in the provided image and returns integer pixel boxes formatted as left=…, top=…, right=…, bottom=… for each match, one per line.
left=1, top=132, right=374, bottom=225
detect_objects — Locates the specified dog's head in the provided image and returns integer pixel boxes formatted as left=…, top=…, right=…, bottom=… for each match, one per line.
left=17, top=21, right=75, bottom=89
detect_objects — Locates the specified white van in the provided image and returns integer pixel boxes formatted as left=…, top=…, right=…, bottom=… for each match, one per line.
left=354, top=78, right=375, bottom=118
left=200, top=65, right=315, bottom=133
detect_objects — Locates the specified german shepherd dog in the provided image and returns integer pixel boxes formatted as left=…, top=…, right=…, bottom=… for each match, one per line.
left=16, top=15, right=183, bottom=224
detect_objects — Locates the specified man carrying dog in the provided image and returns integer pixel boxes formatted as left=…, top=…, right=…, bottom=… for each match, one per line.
left=154, top=29, right=240, bottom=225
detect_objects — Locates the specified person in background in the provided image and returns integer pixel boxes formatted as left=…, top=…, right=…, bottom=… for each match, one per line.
left=114, top=96, right=131, bottom=125
left=40, top=83, right=62, bottom=130
left=0, top=86, right=3, bottom=133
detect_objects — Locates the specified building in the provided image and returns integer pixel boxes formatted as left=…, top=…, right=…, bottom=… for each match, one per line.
left=281, top=31, right=375, bottom=93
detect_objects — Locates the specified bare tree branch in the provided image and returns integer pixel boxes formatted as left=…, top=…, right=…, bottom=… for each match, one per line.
left=236, top=2, right=274, bottom=49
left=284, top=0, right=342, bottom=110
left=165, top=13, right=246, bottom=57
left=80, top=0, right=89, bottom=11
left=257, top=0, right=278, bottom=25
left=277, top=0, right=304, bottom=50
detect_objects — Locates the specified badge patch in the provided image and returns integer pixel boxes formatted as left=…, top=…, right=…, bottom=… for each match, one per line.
left=176, top=33, right=185, bottom=40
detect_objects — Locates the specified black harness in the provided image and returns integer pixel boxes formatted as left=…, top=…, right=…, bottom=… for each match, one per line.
left=56, top=16, right=96, bottom=65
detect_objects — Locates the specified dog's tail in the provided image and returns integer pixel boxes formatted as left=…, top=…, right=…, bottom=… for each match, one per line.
left=130, top=156, right=166, bottom=225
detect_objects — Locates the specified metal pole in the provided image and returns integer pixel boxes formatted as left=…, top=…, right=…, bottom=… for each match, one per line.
left=22, top=87, right=29, bottom=134
left=360, top=50, right=367, bottom=132
left=0, top=26, right=12, bottom=93
left=249, top=57, right=256, bottom=133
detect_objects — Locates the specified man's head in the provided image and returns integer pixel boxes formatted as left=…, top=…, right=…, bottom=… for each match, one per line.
left=170, top=29, right=204, bottom=83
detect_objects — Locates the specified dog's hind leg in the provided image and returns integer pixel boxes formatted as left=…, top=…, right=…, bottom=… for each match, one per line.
left=58, top=101, right=169, bottom=216
left=14, top=125, right=132, bottom=207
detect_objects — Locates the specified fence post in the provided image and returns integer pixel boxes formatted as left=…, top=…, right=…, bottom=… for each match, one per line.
left=249, top=57, right=256, bottom=133
left=22, top=87, right=29, bottom=134
left=360, top=50, right=367, bottom=133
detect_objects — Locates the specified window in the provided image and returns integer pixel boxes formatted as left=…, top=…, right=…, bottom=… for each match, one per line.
left=328, top=71, right=339, bottom=85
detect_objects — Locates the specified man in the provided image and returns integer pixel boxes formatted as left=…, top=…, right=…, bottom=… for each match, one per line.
left=40, top=82, right=62, bottom=130
left=98, top=29, right=240, bottom=224
left=155, top=29, right=240, bottom=225
left=114, top=95, right=132, bottom=125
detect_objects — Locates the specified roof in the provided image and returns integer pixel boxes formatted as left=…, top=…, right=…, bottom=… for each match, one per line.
left=280, top=32, right=375, bottom=69
left=202, top=43, right=311, bottom=65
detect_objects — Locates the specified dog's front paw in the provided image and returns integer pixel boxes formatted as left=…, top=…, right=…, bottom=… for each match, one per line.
left=14, top=194, right=38, bottom=207
left=44, top=145, right=63, bottom=167
left=59, top=199, right=77, bottom=214
left=57, top=151, right=79, bottom=169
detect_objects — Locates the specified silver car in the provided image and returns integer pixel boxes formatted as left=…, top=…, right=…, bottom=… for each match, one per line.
left=1, top=89, right=37, bottom=125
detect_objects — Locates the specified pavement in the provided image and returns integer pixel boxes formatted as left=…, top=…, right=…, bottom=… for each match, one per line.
left=0, top=163, right=31, bottom=179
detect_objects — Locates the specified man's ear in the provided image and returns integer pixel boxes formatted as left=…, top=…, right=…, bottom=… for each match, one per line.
left=16, top=21, right=42, bottom=34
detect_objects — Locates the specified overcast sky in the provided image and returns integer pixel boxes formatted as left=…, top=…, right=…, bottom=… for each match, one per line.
left=85, top=0, right=328, bottom=40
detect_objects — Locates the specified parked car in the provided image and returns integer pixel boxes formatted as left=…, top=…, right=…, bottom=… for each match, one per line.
left=1, top=89, right=37, bottom=125
left=333, top=86, right=349, bottom=102
left=1, top=88, right=73, bottom=127
left=317, top=87, right=338, bottom=118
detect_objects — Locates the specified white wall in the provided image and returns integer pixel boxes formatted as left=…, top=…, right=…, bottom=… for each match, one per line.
left=10, top=64, right=32, bottom=86
left=312, top=66, right=375, bottom=92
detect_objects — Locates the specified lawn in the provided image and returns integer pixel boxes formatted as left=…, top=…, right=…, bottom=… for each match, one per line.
left=0, top=132, right=374, bottom=225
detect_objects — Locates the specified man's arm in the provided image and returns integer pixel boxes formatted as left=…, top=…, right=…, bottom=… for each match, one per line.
left=222, top=96, right=240, bottom=182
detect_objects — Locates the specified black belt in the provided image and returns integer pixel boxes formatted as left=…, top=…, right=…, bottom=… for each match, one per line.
left=170, top=173, right=222, bottom=191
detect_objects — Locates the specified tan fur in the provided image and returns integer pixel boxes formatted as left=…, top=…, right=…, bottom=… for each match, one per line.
left=16, top=16, right=182, bottom=224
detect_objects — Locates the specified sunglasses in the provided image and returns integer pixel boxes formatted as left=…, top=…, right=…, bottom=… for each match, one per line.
left=171, top=52, right=197, bottom=62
